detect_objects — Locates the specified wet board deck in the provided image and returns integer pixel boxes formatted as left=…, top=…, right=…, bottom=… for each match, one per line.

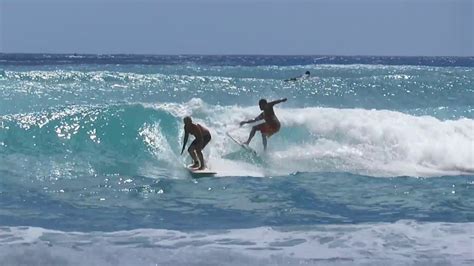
left=226, top=132, right=257, bottom=155
left=185, top=165, right=217, bottom=178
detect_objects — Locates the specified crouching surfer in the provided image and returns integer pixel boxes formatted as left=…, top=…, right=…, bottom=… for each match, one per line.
left=181, top=116, right=211, bottom=170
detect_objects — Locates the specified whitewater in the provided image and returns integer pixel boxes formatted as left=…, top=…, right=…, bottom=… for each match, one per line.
left=0, top=54, right=473, bottom=265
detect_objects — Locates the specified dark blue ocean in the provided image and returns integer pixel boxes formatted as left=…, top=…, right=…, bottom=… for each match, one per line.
left=0, top=54, right=473, bottom=265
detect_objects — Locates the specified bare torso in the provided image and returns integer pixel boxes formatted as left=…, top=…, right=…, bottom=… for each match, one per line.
left=263, top=107, right=280, bottom=127
left=186, top=124, right=209, bottom=136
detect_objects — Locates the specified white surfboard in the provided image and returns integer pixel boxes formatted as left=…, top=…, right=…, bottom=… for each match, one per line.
left=185, top=165, right=217, bottom=178
left=226, top=132, right=257, bottom=155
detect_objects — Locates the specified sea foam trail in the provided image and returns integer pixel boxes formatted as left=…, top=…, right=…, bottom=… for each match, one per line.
left=1, top=221, right=472, bottom=266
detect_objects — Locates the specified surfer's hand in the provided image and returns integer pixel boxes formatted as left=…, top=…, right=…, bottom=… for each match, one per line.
left=239, top=121, right=245, bottom=127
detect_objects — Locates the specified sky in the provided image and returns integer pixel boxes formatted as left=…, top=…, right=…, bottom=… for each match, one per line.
left=0, top=0, right=473, bottom=56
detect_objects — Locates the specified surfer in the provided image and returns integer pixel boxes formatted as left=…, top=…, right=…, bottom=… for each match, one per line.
left=285, top=71, right=310, bottom=81
left=240, top=98, right=287, bottom=151
left=181, top=116, right=212, bottom=170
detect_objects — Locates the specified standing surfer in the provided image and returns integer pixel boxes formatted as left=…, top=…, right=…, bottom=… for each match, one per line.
left=181, top=116, right=212, bottom=170
left=240, top=98, right=287, bottom=151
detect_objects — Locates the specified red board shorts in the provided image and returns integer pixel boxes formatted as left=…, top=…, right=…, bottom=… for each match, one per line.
left=257, top=122, right=280, bottom=137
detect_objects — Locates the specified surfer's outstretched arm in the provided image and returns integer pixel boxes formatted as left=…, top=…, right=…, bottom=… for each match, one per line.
left=269, top=98, right=287, bottom=106
left=240, top=112, right=264, bottom=126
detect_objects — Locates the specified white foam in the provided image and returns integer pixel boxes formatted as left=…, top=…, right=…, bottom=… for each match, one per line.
left=276, top=107, right=474, bottom=177
left=207, top=157, right=264, bottom=177
left=146, top=100, right=474, bottom=177
left=1, top=221, right=472, bottom=265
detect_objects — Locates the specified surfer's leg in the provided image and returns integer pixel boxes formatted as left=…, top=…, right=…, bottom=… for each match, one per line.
left=244, top=126, right=259, bottom=145
left=197, top=134, right=211, bottom=170
left=260, top=123, right=278, bottom=151
left=261, top=134, right=267, bottom=151
left=188, top=140, right=199, bottom=168
left=188, top=149, right=199, bottom=168
left=197, top=150, right=205, bottom=170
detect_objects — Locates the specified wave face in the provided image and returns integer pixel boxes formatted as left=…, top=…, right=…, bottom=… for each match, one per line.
left=1, top=101, right=472, bottom=179
left=1, top=55, right=473, bottom=265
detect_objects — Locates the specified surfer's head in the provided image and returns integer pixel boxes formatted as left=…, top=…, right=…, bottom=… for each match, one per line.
left=183, top=116, right=192, bottom=125
left=259, top=99, right=267, bottom=110
left=305, top=71, right=310, bottom=76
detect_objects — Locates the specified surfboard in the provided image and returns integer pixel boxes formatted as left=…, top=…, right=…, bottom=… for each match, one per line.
left=185, top=165, right=217, bottom=178
left=226, top=132, right=257, bottom=155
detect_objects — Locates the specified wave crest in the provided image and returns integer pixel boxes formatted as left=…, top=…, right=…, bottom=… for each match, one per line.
left=1, top=100, right=473, bottom=178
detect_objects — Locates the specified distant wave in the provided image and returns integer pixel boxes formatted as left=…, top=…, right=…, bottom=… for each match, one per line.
left=1, top=67, right=473, bottom=118
left=1, top=53, right=473, bottom=67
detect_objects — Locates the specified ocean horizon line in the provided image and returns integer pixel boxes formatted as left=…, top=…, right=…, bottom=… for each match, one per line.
left=1, top=52, right=473, bottom=58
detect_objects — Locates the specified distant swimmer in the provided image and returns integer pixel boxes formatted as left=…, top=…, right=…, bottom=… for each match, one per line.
left=181, top=116, right=212, bottom=170
left=240, top=98, right=287, bottom=151
left=285, top=71, right=311, bottom=82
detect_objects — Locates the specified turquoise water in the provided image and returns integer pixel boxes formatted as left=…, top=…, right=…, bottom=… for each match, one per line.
left=0, top=55, right=473, bottom=265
